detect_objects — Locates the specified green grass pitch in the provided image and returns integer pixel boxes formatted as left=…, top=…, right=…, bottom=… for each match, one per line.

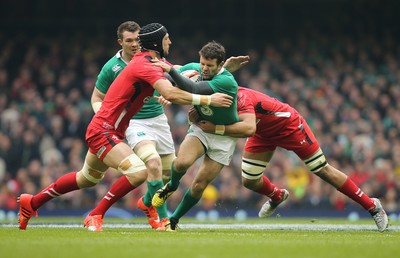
left=1, top=217, right=399, bottom=258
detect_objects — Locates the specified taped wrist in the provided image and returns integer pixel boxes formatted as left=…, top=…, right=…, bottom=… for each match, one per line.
left=215, top=125, right=225, bottom=135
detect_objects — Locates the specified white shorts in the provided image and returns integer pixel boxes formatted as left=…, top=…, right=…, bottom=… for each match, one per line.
left=125, top=113, right=175, bottom=155
left=187, top=124, right=237, bottom=166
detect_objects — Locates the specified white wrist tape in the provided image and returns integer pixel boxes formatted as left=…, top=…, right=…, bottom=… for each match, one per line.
left=215, top=125, right=225, bottom=135
left=207, top=96, right=211, bottom=105
left=192, top=94, right=201, bottom=105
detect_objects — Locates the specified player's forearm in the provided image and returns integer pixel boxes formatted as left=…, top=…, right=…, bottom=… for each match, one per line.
left=198, top=116, right=256, bottom=138
left=220, top=122, right=256, bottom=138
left=163, top=86, right=211, bottom=105
left=169, top=68, right=214, bottom=94
left=91, top=89, right=105, bottom=113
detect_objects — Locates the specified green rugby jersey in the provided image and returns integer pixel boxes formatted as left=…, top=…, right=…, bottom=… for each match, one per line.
left=95, top=50, right=164, bottom=119
left=178, top=63, right=239, bottom=125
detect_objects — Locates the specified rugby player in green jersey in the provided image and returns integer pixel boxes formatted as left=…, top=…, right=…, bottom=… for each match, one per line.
left=152, top=41, right=240, bottom=231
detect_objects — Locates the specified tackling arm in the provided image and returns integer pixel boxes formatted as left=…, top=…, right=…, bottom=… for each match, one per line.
left=153, top=79, right=232, bottom=107
left=196, top=113, right=257, bottom=138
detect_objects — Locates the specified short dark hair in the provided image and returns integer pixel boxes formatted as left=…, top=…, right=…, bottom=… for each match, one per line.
left=117, top=21, right=140, bottom=40
left=198, top=41, right=226, bottom=65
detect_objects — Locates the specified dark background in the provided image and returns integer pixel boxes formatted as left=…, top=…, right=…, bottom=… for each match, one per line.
left=2, top=0, right=399, bottom=48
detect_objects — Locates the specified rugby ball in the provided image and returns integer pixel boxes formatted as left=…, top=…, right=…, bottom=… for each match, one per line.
left=180, top=69, right=200, bottom=82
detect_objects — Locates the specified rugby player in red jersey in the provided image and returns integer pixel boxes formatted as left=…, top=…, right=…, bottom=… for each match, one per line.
left=17, top=23, right=233, bottom=231
left=194, top=86, right=389, bottom=232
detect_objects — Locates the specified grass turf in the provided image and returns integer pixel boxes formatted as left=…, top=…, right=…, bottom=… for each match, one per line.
left=1, top=217, right=399, bottom=258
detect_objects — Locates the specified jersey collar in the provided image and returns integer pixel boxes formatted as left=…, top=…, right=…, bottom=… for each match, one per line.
left=116, top=50, right=129, bottom=65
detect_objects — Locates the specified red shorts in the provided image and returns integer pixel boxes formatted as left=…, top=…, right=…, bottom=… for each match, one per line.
left=85, top=124, right=125, bottom=160
left=244, top=115, right=320, bottom=160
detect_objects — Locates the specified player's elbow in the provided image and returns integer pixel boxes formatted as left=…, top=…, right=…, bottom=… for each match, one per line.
left=243, top=124, right=256, bottom=137
left=162, top=92, right=179, bottom=103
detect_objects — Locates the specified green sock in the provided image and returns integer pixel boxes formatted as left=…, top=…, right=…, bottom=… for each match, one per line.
left=169, top=161, right=185, bottom=190
left=171, top=188, right=200, bottom=220
left=143, top=180, right=169, bottom=219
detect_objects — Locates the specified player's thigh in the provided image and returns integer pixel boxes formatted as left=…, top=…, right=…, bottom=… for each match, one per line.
left=242, top=150, right=274, bottom=162
left=84, top=151, right=108, bottom=172
left=102, top=142, right=136, bottom=169
left=176, top=136, right=205, bottom=165
left=134, top=139, right=156, bottom=150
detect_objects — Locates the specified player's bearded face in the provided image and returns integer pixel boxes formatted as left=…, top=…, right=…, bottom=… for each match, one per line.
left=200, top=57, right=222, bottom=80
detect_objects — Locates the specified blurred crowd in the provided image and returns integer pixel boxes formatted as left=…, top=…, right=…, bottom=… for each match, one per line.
left=0, top=28, right=399, bottom=216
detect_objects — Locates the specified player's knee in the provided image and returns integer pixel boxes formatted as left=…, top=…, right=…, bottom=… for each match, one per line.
left=191, top=181, right=207, bottom=198
left=145, top=158, right=162, bottom=174
left=124, top=171, right=147, bottom=187
left=118, top=153, right=147, bottom=175
left=173, top=157, right=192, bottom=172
left=303, top=149, right=328, bottom=173
left=80, top=162, right=106, bottom=185
left=241, top=158, right=267, bottom=182
left=136, top=144, right=160, bottom=164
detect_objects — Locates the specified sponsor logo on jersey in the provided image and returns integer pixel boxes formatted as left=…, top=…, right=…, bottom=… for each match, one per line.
left=102, top=122, right=114, bottom=130
left=112, top=64, right=122, bottom=73
left=200, top=105, right=213, bottom=116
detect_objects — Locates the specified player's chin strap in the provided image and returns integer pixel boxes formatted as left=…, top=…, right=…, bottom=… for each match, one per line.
left=241, top=158, right=268, bottom=180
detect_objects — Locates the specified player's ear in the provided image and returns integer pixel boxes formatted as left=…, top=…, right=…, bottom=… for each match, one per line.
left=219, top=61, right=225, bottom=70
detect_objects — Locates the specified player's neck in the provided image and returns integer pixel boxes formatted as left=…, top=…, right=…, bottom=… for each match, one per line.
left=144, top=50, right=161, bottom=59
left=121, top=51, right=133, bottom=63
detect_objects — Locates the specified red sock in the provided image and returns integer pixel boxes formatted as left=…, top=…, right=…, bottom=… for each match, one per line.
left=31, top=172, right=79, bottom=210
left=255, top=175, right=282, bottom=202
left=89, top=176, right=135, bottom=217
left=337, top=176, right=375, bottom=211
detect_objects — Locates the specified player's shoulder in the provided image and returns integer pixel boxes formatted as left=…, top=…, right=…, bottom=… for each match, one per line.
left=178, top=62, right=200, bottom=72
left=102, top=53, right=126, bottom=73
left=215, top=69, right=238, bottom=87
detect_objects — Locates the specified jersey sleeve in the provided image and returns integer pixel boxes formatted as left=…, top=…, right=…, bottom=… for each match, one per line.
left=95, top=66, right=114, bottom=94
left=207, top=72, right=237, bottom=95
left=139, top=60, right=166, bottom=86
left=237, top=90, right=255, bottom=115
